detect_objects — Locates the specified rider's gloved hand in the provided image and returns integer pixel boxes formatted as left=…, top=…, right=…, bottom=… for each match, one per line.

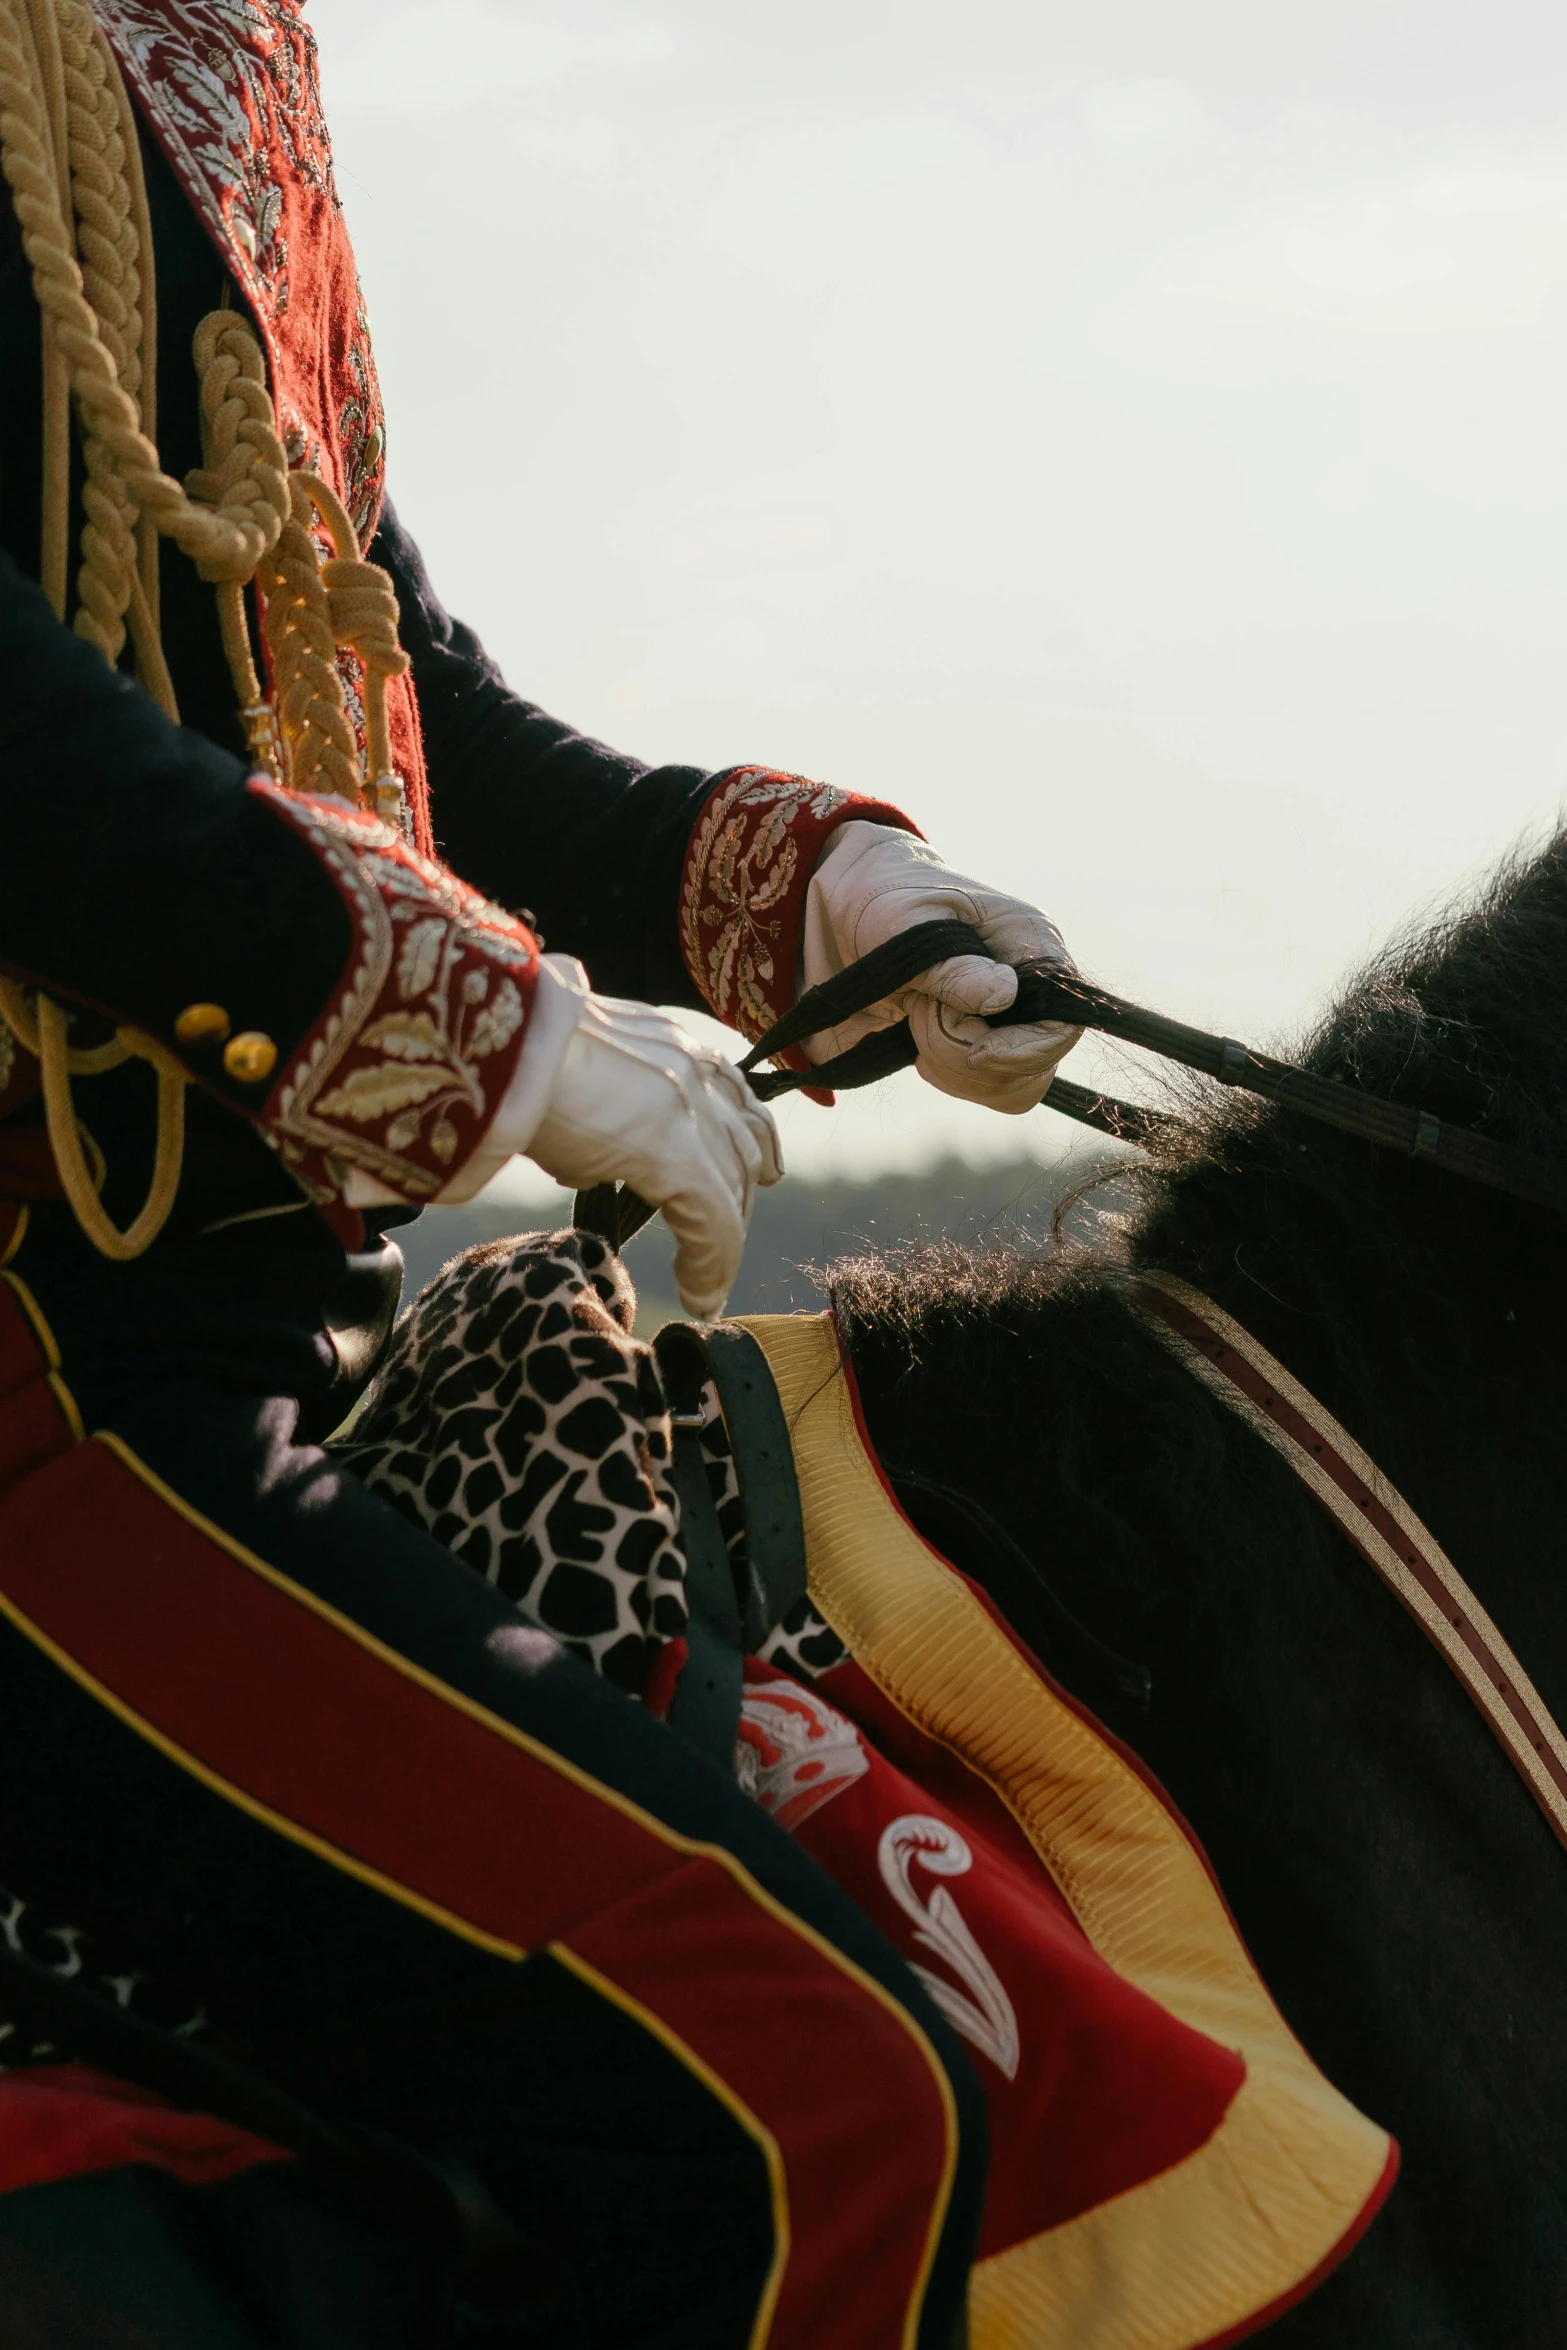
left=516, top=957, right=782, bottom=1319
left=799, top=821, right=1080, bottom=1114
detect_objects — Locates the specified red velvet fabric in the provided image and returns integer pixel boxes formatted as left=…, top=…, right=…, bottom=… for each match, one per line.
left=250, top=783, right=539, bottom=1214
left=0, top=2067, right=289, bottom=2197
left=677, top=768, right=920, bottom=1077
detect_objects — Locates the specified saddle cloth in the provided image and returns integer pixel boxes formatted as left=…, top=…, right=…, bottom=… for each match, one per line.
left=735, top=1312, right=1394, bottom=2350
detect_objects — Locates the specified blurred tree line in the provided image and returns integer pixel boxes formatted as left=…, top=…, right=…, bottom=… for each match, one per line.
left=394, top=1150, right=1118, bottom=1334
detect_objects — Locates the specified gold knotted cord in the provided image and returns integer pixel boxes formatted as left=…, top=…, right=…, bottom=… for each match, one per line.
left=0, top=0, right=413, bottom=1259
left=0, top=978, right=187, bottom=1258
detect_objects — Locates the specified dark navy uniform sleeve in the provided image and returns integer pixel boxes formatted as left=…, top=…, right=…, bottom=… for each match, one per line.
left=370, top=500, right=714, bottom=1016
left=0, top=545, right=350, bottom=1108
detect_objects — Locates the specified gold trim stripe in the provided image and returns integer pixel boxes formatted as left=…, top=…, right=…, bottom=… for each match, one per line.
left=739, top=1311, right=1392, bottom=2350
left=3, top=1268, right=62, bottom=1369
left=551, top=1941, right=791, bottom=2350
left=2, top=1267, right=85, bottom=1441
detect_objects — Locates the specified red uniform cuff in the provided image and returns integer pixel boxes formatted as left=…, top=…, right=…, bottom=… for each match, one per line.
left=250, top=781, right=539, bottom=1216
left=678, top=768, right=920, bottom=1046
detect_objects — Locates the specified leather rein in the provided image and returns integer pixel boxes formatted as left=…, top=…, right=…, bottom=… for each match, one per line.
left=575, top=915, right=1567, bottom=1251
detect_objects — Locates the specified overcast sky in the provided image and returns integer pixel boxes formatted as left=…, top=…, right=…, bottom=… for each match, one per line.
left=313, top=0, right=1567, bottom=1186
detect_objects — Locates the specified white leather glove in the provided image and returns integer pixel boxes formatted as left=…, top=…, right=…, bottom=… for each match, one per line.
left=507, top=957, right=781, bottom=1319
left=800, top=822, right=1080, bottom=1114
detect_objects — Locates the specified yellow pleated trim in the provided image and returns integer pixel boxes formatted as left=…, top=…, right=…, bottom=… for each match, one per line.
left=739, top=1312, right=1392, bottom=2350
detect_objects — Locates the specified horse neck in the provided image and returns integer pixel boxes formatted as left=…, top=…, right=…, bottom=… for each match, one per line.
left=1132, top=1140, right=1567, bottom=1737
left=841, top=1104, right=1567, bottom=2340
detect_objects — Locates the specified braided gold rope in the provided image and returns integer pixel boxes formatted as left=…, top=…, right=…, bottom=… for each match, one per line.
left=0, top=0, right=414, bottom=1257
left=320, top=540, right=410, bottom=794
left=264, top=481, right=361, bottom=799
left=57, top=0, right=143, bottom=673
left=188, top=307, right=282, bottom=769
left=0, top=0, right=286, bottom=589
left=269, top=467, right=409, bottom=804
left=83, top=0, right=158, bottom=619
left=19, top=0, right=69, bottom=614
left=56, top=0, right=172, bottom=710
left=57, top=0, right=137, bottom=395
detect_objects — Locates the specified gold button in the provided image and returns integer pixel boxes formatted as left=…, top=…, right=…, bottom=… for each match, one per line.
left=223, top=1031, right=277, bottom=1085
left=174, top=1001, right=231, bottom=1046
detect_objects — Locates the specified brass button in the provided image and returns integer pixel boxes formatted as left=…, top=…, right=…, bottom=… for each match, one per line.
left=223, top=1031, right=277, bottom=1085
left=174, top=1001, right=231, bottom=1046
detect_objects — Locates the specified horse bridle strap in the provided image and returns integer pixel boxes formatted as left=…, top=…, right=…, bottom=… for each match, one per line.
left=1132, top=1271, right=1567, bottom=1857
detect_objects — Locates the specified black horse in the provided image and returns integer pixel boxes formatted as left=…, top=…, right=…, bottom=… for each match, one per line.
left=832, top=826, right=1567, bottom=2348
left=9, top=836, right=1566, bottom=2346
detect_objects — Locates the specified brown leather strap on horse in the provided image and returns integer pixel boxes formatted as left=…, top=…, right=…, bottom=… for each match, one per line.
left=576, top=916, right=1567, bottom=1247
left=1132, top=1270, right=1567, bottom=1858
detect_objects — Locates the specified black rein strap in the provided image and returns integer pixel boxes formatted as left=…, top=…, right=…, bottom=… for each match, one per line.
left=577, top=917, right=1567, bottom=1245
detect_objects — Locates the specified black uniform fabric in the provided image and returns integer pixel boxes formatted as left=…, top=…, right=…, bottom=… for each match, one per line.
left=0, top=2164, right=439, bottom=2350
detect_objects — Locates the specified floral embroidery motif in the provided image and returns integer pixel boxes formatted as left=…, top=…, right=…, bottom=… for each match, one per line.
left=337, top=303, right=385, bottom=544
left=678, top=766, right=913, bottom=1042
left=94, top=2, right=334, bottom=300
left=315, top=939, right=524, bottom=1168
left=250, top=783, right=536, bottom=1202
left=679, top=768, right=848, bottom=1039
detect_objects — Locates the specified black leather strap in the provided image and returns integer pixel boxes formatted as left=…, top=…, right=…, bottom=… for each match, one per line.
left=737, top=917, right=982, bottom=1072
left=700, top=1322, right=808, bottom=1638
left=651, top=1320, right=808, bottom=1768
left=653, top=1322, right=746, bottom=1766
left=571, top=926, right=979, bottom=1244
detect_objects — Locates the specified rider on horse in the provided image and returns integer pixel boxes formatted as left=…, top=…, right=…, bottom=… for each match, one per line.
left=0, top=5, right=1078, bottom=2340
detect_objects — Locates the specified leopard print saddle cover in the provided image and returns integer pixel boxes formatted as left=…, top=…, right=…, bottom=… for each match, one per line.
left=335, top=1229, right=848, bottom=1698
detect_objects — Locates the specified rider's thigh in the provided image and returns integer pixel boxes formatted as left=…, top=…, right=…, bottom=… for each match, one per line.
left=0, top=1361, right=986, bottom=2350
